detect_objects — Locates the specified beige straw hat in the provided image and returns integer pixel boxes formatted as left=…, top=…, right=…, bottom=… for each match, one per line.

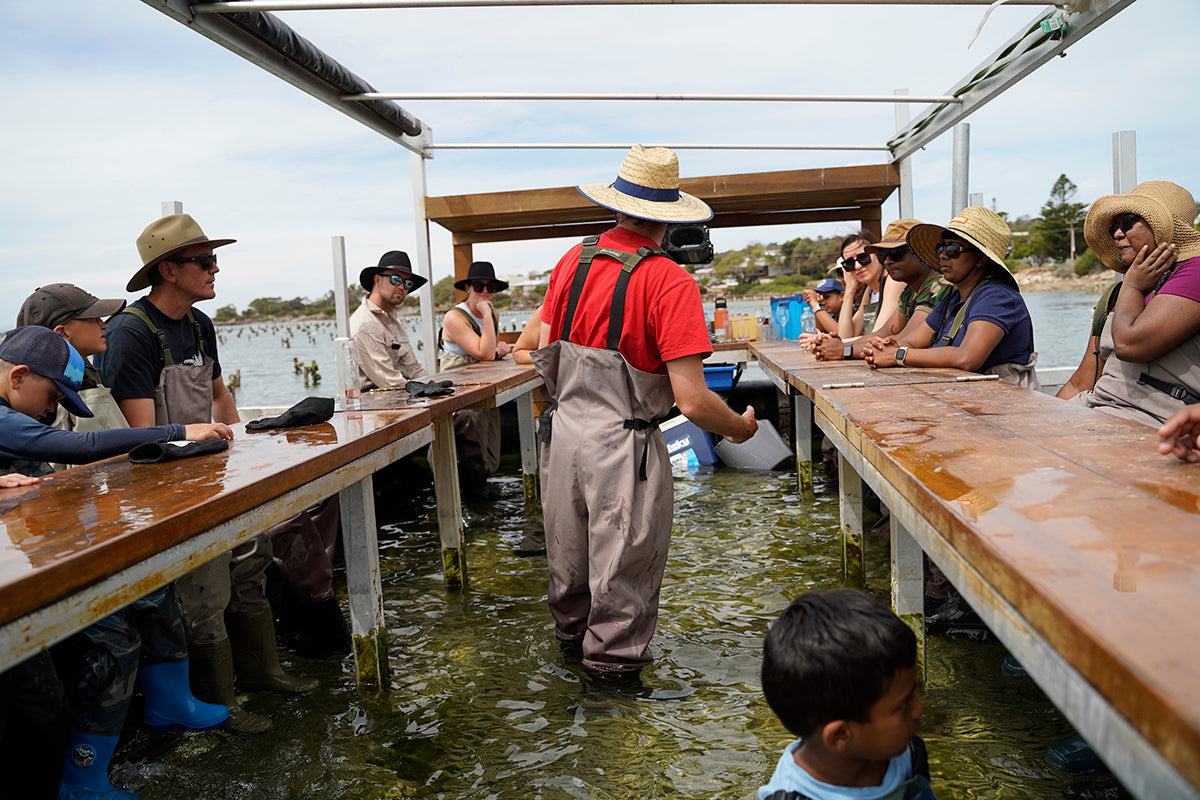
left=577, top=145, right=713, bottom=224
left=129, top=214, right=236, bottom=292
left=908, top=206, right=1016, bottom=288
left=1083, top=181, right=1200, bottom=272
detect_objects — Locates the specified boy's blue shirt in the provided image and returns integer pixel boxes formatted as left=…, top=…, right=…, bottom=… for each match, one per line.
left=759, top=739, right=935, bottom=800
left=0, top=397, right=186, bottom=474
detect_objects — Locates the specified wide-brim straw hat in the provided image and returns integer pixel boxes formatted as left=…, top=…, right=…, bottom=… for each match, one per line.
left=577, top=145, right=713, bottom=224
left=1084, top=181, right=1200, bottom=272
left=908, top=206, right=1016, bottom=289
left=129, top=214, right=235, bottom=292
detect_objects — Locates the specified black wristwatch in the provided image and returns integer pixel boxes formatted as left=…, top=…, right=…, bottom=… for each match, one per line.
left=843, top=343, right=854, bottom=359
left=895, top=346, right=909, bottom=366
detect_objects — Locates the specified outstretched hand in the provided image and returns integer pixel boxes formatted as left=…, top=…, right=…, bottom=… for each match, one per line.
left=185, top=423, right=234, bottom=441
left=725, top=405, right=758, bottom=444
left=1159, top=406, right=1200, bottom=463
left=1, top=473, right=39, bottom=488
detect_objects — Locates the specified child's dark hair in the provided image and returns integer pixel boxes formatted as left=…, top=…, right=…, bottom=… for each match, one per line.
left=761, top=588, right=917, bottom=738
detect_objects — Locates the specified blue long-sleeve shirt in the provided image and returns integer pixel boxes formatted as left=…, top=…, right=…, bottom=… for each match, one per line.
left=0, top=398, right=186, bottom=473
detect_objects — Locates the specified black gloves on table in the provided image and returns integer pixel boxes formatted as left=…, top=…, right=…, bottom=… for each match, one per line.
left=405, top=380, right=455, bottom=397
left=129, top=438, right=229, bottom=464
left=246, top=397, right=335, bottom=431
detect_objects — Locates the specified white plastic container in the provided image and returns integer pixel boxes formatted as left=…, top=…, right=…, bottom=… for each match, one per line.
left=714, top=419, right=791, bottom=470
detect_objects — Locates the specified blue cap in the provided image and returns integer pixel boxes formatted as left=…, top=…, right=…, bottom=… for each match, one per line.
left=0, top=327, right=94, bottom=418
left=815, top=278, right=844, bottom=294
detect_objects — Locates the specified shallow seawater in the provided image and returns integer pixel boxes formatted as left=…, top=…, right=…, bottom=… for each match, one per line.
left=115, top=460, right=1105, bottom=799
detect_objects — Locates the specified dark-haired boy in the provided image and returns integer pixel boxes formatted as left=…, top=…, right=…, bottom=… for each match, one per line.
left=759, top=588, right=934, bottom=800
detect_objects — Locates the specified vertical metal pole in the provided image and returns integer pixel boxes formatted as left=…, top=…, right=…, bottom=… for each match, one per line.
left=891, top=515, right=924, bottom=684
left=792, top=394, right=814, bottom=501
left=161, top=201, right=183, bottom=217
left=893, top=90, right=914, bottom=219
left=1113, top=130, right=1137, bottom=193
left=516, top=391, right=540, bottom=506
left=339, top=474, right=388, bottom=692
left=951, top=123, right=970, bottom=217
left=968, top=192, right=983, bottom=208
left=838, top=452, right=864, bottom=588
left=332, top=236, right=351, bottom=339
left=411, top=149, right=439, bottom=377
left=431, top=414, right=466, bottom=590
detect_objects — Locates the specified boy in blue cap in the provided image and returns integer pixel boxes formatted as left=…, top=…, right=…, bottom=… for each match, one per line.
left=759, top=588, right=934, bottom=800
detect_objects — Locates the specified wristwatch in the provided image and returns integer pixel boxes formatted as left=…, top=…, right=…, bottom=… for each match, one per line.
left=895, top=346, right=909, bottom=366
left=842, top=343, right=854, bottom=359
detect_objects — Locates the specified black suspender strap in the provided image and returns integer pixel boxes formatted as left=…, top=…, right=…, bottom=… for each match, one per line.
left=1138, top=372, right=1200, bottom=404
left=186, top=309, right=209, bottom=360
left=121, top=307, right=175, bottom=367
left=559, top=236, right=600, bottom=345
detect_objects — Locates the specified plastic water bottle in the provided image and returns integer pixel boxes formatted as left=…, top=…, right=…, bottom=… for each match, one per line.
left=800, top=304, right=817, bottom=335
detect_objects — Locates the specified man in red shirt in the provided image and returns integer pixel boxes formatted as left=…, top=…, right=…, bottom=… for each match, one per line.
left=534, top=145, right=757, bottom=674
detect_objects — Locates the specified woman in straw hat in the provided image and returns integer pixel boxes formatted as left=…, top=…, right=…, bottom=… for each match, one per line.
left=864, top=207, right=1037, bottom=387
left=1069, top=181, right=1200, bottom=426
left=532, top=145, right=756, bottom=674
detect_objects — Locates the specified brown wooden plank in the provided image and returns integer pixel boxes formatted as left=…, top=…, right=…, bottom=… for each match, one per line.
left=0, top=407, right=431, bottom=628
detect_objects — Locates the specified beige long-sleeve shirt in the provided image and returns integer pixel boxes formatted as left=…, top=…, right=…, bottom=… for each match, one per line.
left=349, top=296, right=427, bottom=389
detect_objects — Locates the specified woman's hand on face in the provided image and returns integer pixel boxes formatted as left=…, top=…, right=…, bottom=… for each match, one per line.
left=840, top=267, right=859, bottom=292
left=1125, top=242, right=1177, bottom=293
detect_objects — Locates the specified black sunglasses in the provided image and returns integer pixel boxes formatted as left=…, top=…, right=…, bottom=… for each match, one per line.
left=839, top=252, right=873, bottom=271
left=386, top=274, right=416, bottom=291
left=936, top=241, right=976, bottom=260
left=470, top=281, right=501, bottom=293
left=172, top=254, right=218, bottom=270
left=877, top=245, right=909, bottom=263
left=1108, top=213, right=1144, bottom=238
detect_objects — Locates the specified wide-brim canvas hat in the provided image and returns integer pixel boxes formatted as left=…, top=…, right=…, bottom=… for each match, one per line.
left=865, top=219, right=923, bottom=250
left=17, top=284, right=126, bottom=329
left=1084, top=181, right=1200, bottom=272
left=908, top=206, right=1016, bottom=289
left=130, top=214, right=235, bottom=292
left=454, top=261, right=509, bottom=292
left=577, top=144, right=713, bottom=224
left=0, top=326, right=93, bottom=418
left=360, top=250, right=427, bottom=293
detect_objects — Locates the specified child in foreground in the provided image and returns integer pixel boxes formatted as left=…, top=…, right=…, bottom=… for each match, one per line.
left=759, top=588, right=934, bottom=800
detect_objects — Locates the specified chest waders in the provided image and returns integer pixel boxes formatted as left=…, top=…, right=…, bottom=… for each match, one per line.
left=531, top=237, right=678, bottom=672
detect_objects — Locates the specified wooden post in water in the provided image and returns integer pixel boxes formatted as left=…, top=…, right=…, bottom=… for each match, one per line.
left=792, top=395, right=814, bottom=500
left=838, top=451, right=865, bottom=588
left=516, top=392, right=540, bottom=505
left=338, top=459, right=390, bottom=692
left=890, top=515, right=925, bottom=684
left=431, top=414, right=467, bottom=589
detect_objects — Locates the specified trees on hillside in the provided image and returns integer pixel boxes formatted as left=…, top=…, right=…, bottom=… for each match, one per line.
left=1028, top=174, right=1088, bottom=264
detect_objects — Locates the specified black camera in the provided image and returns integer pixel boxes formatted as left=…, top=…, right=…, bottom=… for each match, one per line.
left=662, top=223, right=714, bottom=265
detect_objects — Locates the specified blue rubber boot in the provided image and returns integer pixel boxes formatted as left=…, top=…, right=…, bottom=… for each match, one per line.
left=140, top=660, right=229, bottom=732
left=59, top=731, right=139, bottom=800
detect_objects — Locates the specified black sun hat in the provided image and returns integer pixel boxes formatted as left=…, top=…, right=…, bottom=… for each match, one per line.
left=454, top=262, right=509, bottom=292
left=360, top=250, right=428, bottom=293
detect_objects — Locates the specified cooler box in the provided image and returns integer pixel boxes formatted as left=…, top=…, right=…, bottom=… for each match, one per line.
left=714, top=419, right=791, bottom=470
left=703, top=365, right=736, bottom=391
left=770, top=295, right=807, bottom=340
left=661, top=415, right=719, bottom=473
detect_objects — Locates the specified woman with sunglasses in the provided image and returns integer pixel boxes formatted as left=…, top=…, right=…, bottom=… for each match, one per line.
left=835, top=230, right=905, bottom=342
left=865, top=207, right=1037, bottom=388
left=1070, top=181, right=1200, bottom=426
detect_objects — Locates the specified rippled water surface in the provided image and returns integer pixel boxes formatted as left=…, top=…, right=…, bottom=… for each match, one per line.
left=113, top=458, right=1112, bottom=799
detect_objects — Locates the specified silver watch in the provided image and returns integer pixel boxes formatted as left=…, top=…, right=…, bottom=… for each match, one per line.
left=895, top=346, right=908, bottom=366
left=843, top=343, right=854, bottom=359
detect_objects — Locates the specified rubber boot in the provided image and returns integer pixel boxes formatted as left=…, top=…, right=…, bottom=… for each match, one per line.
left=279, top=597, right=352, bottom=659
left=139, top=660, right=229, bottom=732
left=227, top=608, right=319, bottom=694
left=188, top=639, right=272, bottom=734
left=59, top=731, right=138, bottom=800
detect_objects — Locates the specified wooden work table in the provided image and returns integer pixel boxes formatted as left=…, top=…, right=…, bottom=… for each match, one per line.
left=750, top=340, right=1200, bottom=799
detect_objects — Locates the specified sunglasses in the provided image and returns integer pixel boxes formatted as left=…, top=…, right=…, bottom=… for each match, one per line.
left=1108, top=213, right=1144, bottom=238
left=385, top=274, right=416, bottom=291
left=172, top=254, right=218, bottom=270
left=839, top=252, right=873, bottom=271
left=936, top=241, right=976, bottom=260
left=877, top=245, right=909, bottom=263
left=470, top=281, right=501, bottom=293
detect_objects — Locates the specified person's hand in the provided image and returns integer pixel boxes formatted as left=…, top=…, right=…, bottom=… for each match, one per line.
left=1, top=473, right=39, bottom=488
left=866, top=335, right=892, bottom=350
left=1158, top=406, right=1200, bottom=463
left=477, top=300, right=495, bottom=318
left=814, top=336, right=846, bottom=361
left=801, top=289, right=819, bottom=307
left=840, top=267, right=860, bottom=293
left=1125, top=242, right=1177, bottom=294
left=184, top=423, right=234, bottom=441
left=865, top=341, right=899, bottom=369
left=495, top=340, right=512, bottom=358
left=796, top=332, right=824, bottom=351
left=725, top=405, right=758, bottom=444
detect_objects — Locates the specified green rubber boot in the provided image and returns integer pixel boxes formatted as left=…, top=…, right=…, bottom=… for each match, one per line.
left=227, top=608, right=319, bottom=694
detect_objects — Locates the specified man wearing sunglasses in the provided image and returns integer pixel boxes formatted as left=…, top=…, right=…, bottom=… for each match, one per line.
left=350, top=250, right=429, bottom=391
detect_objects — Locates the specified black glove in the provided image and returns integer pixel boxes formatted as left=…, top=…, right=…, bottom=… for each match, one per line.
left=129, top=438, right=229, bottom=464
left=405, top=380, right=455, bottom=397
left=246, top=397, right=335, bottom=431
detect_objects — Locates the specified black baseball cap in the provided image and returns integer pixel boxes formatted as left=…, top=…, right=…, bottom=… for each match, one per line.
left=0, top=327, right=94, bottom=418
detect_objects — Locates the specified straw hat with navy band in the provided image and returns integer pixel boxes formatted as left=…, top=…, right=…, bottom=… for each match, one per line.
left=1083, top=180, right=1200, bottom=272
left=577, top=145, right=713, bottom=224
left=129, top=214, right=236, bottom=293
left=907, top=206, right=1017, bottom=290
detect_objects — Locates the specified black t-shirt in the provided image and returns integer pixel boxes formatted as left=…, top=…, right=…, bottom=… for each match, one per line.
left=95, top=297, right=222, bottom=402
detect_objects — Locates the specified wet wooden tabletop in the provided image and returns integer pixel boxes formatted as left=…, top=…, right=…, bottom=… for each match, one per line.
left=750, top=347, right=1200, bottom=789
left=356, top=360, right=541, bottom=412
left=0, top=407, right=430, bottom=630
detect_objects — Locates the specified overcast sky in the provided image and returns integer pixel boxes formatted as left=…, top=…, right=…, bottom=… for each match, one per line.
left=1, top=0, right=1196, bottom=327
